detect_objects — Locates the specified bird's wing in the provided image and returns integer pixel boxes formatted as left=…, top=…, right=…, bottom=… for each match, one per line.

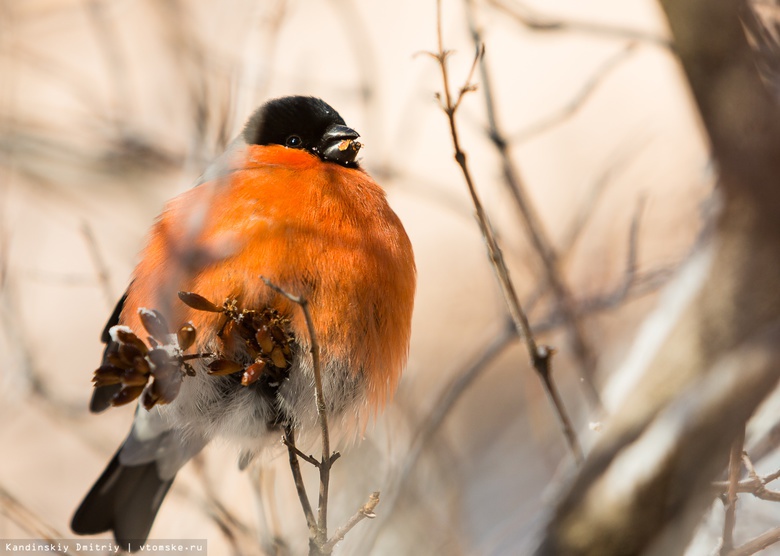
left=89, top=135, right=248, bottom=414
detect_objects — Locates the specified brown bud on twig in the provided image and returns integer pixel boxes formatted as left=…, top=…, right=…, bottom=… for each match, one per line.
left=118, top=343, right=144, bottom=366
left=177, top=323, right=197, bottom=351
left=141, top=382, right=160, bottom=410
left=92, top=365, right=124, bottom=387
left=139, top=308, right=171, bottom=344
left=270, top=347, right=288, bottom=369
left=114, top=329, right=148, bottom=355
left=242, top=361, right=266, bottom=386
left=133, top=354, right=151, bottom=375
left=122, top=369, right=150, bottom=387
left=111, top=385, right=145, bottom=407
left=178, top=291, right=222, bottom=312
left=148, top=371, right=180, bottom=405
left=256, top=326, right=274, bottom=353
left=207, top=359, right=244, bottom=376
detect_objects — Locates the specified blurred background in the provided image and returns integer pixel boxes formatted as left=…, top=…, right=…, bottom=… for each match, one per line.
left=0, top=0, right=738, bottom=554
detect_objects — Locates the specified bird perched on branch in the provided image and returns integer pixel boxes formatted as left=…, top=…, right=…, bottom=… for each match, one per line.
left=71, top=96, right=416, bottom=551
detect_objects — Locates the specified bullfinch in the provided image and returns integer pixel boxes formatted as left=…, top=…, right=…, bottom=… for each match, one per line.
left=71, top=96, right=416, bottom=550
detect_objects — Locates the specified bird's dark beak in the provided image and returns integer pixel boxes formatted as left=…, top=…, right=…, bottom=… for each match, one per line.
left=319, top=124, right=361, bottom=165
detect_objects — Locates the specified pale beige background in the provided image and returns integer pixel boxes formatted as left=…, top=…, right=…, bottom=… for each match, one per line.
left=0, top=1, right=714, bottom=554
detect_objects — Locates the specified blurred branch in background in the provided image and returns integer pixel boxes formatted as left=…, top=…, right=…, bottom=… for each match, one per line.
left=538, top=0, right=780, bottom=553
left=466, top=0, right=609, bottom=412
left=510, top=43, right=639, bottom=145
left=431, top=0, right=584, bottom=463
left=0, top=0, right=730, bottom=554
left=0, top=486, right=77, bottom=556
left=486, top=0, right=671, bottom=47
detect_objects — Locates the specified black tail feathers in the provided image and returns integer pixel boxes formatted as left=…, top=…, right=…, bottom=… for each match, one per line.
left=71, top=449, right=174, bottom=552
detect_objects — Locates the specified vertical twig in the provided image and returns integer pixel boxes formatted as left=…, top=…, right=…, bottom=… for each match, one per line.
left=722, top=428, right=745, bottom=554
left=80, top=220, right=114, bottom=309
left=84, top=0, right=130, bottom=128
left=430, top=0, right=584, bottom=464
left=284, top=425, right=317, bottom=533
left=262, top=277, right=341, bottom=554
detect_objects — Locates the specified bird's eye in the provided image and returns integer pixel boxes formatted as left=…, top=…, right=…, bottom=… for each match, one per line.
left=286, top=135, right=302, bottom=148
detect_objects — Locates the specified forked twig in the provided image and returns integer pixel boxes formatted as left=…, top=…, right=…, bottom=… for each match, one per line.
left=263, top=277, right=373, bottom=554
left=261, top=277, right=335, bottom=548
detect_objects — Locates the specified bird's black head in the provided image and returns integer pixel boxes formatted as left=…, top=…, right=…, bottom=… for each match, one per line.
left=243, top=96, right=361, bottom=167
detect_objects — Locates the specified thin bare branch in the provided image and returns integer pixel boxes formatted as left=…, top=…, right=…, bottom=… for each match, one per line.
left=84, top=0, right=131, bottom=129
left=356, top=323, right=515, bottom=554
left=250, top=467, right=292, bottom=556
left=713, top=454, right=780, bottom=503
left=725, top=525, right=780, bottom=556
left=721, top=429, right=745, bottom=554
left=321, top=492, right=380, bottom=552
left=405, top=319, right=516, bottom=474
left=0, top=485, right=76, bottom=555
left=558, top=138, right=650, bottom=256
left=261, top=276, right=340, bottom=553
left=282, top=434, right=322, bottom=468
left=284, top=426, right=317, bottom=533
left=189, top=455, right=257, bottom=554
left=486, top=0, right=670, bottom=47
left=513, top=43, right=640, bottom=144
left=433, top=0, right=584, bottom=463
left=80, top=220, right=114, bottom=309
left=464, top=0, right=601, bottom=410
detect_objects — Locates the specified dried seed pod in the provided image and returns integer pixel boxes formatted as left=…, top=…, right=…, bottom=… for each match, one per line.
left=111, top=385, right=145, bottom=407
left=270, top=347, right=287, bottom=369
left=139, top=308, right=170, bottom=344
left=241, top=361, right=266, bottom=386
left=141, top=383, right=160, bottom=410
left=92, top=365, right=124, bottom=387
left=177, top=323, right=197, bottom=351
left=207, top=359, right=243, bottom=376
left=244, top=339, right=260, bottom=359
left=255, top=326, right=274, bottom=353
left=132, top=354, right=151, bottom=375
left=236, top=321, right=257, bottom=341
left=118, top=343, right=143, bottom=366
left=114, top=329, right=148, bottom=355
left=147, top=348, right=171, bottom=369
left=178, top=291, right=222, bottom=312
left=151, top=365, right=182, bottom=404
left=106, top=351, right=126, bottom=369
left=123, top=369, right=149, bottom=387
left=218, top=318, right=235, bottom=340
left=269, top=325, right=288, bottom=345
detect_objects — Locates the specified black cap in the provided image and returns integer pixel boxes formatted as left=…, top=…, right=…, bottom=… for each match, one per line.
left=243, top=96, right=362, bottom=167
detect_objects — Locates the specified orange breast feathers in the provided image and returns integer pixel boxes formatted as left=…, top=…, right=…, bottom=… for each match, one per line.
left=120, top=144, right=416, bottom=410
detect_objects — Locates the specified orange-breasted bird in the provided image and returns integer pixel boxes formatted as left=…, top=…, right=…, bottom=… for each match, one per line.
left=71, top=96, right=416, bottom=550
